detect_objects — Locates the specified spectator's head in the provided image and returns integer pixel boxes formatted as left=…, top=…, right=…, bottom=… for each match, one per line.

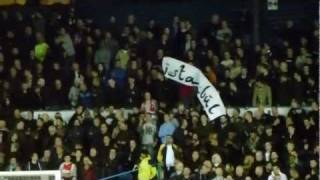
left=310, top=159, right=317, bottom=169
left=255, top=151, right=263, bottom=162
left=235, top=165, right=244, bottom=177
left=286, top=141, right=295, bottom=152
left=43, top=149, right=51, bottom=158
left=54, top=137, right=63, bottom=147
left=83, top=156, right=93, bottom=167
left=183, top=167, right=191, bottom=178
left=255, top=166, right=264, bottom=177
left=9, top=157, right=17, bottom=165
left=200, top=160, right=212, bottom=175
left=140, top=149, right=150, bottom=160
left=211, top=153, right=222, bottom=166
left=271, top=152, right=279, bottom=162
left=103, top=135, right=110, bottom=146
left=224, top=163, right=234, bottom=175
left=200, top=114, right=208, bottom=126
left=192, top=150, right=200, bottom=161
left=89, top=147, right=97, bottom=157
left=109, top=148, right=117, bottom=160
left=31, top=153, right=39, bottom=162
left=16, top=120, right=24, bottom=130
left=35, top=32, right=45, bottom=43
left=174, top=160, right=184, bottom=174
left=215, top=167, right=224, bottom=176
left=48, top=125, right=56, bottom=136
left=271, top=165, right=281, bottom=176
left=165, top=136, right=173, bottom=145
left=64, top=155, right=72, bottom=163
left=24, top=26, right=32, bottom=36
left=264, top=142, right=272, bottom=152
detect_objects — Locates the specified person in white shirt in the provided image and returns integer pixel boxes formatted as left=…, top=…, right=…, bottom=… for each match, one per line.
left=268, top=165, right=288, bottom=180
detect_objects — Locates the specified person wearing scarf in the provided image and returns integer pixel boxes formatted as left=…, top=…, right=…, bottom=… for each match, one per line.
left=59, top=155, right=77, bottom=180
left=157, top=136, right=181, bottom=178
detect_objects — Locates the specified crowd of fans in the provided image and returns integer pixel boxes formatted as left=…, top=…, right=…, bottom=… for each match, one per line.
left=0, top=7, right=318, bottom=180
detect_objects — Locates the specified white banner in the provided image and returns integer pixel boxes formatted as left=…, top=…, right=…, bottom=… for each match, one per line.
left=162, top=57, right=226, bottom=121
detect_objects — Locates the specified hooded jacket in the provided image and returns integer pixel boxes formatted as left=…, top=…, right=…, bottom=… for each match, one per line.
left=138, top=155, right=157, bottom=180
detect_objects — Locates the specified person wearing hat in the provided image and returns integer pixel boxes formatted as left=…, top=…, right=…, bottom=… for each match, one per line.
left=137, top=149, right=157, bottom=180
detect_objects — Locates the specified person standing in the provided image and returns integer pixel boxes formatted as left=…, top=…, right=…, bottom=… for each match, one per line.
left=59, top=155, right=77, bottom=180
left=267, top=165, right=288, bottom=180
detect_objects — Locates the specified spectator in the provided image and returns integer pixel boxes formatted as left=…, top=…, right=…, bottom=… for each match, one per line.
left=6, top=157, right=21, bottom=171
left=169, top=160, right=184, bottom=180
left=138, top=113, right=157, bottom=160
left=252, top=79, right=272, bottom=106
left=59, top=155, right=77, bottom=180
left=138, top=149, right=157, bottom=180
left=140, top=92, right=157, bottom=114
left=26, top=153, right=42, bottom=170
left=268, top=165, right=288, bottom=180
left=34, top=32, right=49, bottom=63
left=158, top=113, right=178, bottom=143
left=157, top=136, right=181, bottom=178
left=94, top=42, right=112, bottom=72
left=82, top=156, right=97, bottom=180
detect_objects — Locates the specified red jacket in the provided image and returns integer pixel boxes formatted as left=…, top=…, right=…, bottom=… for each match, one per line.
left=83, top=167, right=97, bottom=180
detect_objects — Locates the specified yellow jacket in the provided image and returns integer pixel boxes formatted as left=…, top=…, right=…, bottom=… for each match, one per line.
left=138, top=156, right=157, bottom=180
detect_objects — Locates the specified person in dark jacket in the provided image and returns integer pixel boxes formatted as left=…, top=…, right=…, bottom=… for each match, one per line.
left=26, top=153, right=43, bottom=170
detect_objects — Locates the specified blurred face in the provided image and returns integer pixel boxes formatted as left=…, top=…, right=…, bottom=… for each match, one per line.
left=200, top=115, right=208, bottom=125
left=130, top=140, right=136, bottom=148
left=31, top=153, right=38, bottom=161
left=103, top=136, right=110, bottom=145
left=215, top=167, right=223, bottom=176
left=192, top=151, right=199, bottom=161
left=75, top=150, right=82, bottom=158
left=201, top=161, right=212, bottom=174
left=255, top=166, right=263, bottom=176
left=265, top=142, right=272, bottom=151
left=212, top=154, right=222, bottom=165
left=272, top=166, right=280, bottom=176
left=90, top=148, right=97, bottom=157
left=286, top=142, right=295, bottom=152
left=44, top=150, right=51, bottom=158
left=235, top=166, right=244, bottom=176
left=175, top=161, right=184, bottom=172
left=64, top=155, right=71, bottom=163
left=109, top=149, right=116, bottom=159
left=54, top=137, right=62, bottom=146
left=183, top=167, right=191, bottom=177
left=271, top=152, right=278, bottom=160
left=255, top=151, right=263, bottom=161
left=310, top=159, right=317, bottom=168
left=144, top=92, right=151, bottom=100
left=10, top=158, right=17, bottom=165
left=100, top=124, right=108, bottom=134
left=288, top=126, right=295, bottom=134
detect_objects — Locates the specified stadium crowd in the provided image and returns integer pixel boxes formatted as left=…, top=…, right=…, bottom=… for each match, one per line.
left=0, top=8, right=318, bottom=180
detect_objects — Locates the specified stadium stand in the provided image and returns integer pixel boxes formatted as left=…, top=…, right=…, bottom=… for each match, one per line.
left=0, top=0, right=318, bottom=179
